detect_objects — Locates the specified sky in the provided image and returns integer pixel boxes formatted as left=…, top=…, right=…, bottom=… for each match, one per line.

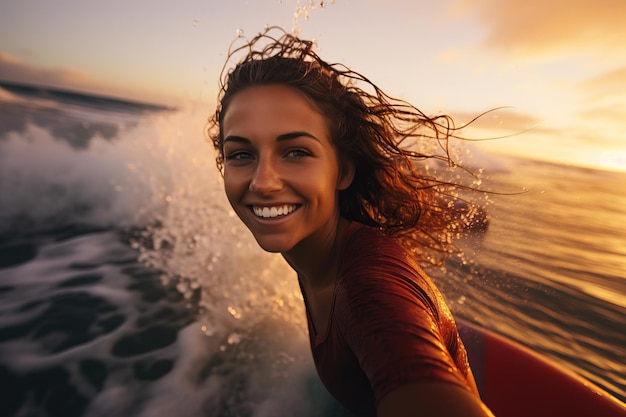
left=1, top=0, right=625, bottom=172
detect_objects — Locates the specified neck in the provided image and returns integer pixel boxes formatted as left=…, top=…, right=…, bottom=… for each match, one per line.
left=282, top=216, right=351, bottom=288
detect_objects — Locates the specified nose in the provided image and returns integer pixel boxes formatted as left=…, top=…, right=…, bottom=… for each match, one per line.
left=249, top=157, right=282, bottom=194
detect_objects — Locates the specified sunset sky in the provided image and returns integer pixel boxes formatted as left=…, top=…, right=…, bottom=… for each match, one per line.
left=1, top=0, right=625, bottom=172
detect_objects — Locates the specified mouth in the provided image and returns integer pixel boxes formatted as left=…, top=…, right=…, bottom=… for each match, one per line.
left=251, top=204, right=299, bottom=219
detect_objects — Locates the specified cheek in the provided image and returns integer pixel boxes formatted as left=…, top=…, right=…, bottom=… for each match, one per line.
left=313, top=180, right=341, bottom=208
left=222, top=172, right=242, bottom=201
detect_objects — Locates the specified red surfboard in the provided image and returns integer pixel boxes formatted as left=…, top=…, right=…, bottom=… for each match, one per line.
left=457, top=319, right=626, bottom=417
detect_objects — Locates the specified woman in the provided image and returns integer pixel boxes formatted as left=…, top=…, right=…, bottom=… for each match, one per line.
left=208, top=27, right=494, bottom=417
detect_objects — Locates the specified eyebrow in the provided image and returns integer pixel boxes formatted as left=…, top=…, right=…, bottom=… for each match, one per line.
left=223, top=131, right=321, bottom=144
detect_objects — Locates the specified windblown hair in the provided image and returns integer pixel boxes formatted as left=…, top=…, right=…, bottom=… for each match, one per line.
left=207, top=27, right=485, bottom=265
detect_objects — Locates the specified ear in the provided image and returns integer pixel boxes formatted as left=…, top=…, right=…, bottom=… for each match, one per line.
left=337, top=157, right=356, bottom=191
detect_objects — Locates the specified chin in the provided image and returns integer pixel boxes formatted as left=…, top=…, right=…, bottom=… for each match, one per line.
left=253, top=237, right=295, bottom=254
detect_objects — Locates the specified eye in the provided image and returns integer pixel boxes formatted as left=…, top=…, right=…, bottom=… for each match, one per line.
left=285, top=149, right=312, bottom=159
left=224, top=150, right=254, bottom=161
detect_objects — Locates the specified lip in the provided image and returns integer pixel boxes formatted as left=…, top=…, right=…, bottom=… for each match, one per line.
left=245, top=203, right=301, bottom=223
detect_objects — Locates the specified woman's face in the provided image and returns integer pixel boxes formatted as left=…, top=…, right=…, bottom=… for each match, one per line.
left=221, top=84, right=353, bottom=254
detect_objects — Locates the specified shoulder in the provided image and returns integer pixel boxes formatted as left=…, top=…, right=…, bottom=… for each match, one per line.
left=341, top=221, right=401, bottom=254
left=340, top=222, right=419, bottom=275
left=335, top=223, right=441, bottom=328
left=339, top=222, right=435, bottom=304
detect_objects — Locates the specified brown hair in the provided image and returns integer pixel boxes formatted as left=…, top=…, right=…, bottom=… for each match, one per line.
left=207, top=27, right=486, bottom=265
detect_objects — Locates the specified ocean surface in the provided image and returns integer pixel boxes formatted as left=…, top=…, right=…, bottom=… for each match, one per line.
left=0, top=83, right=624, bottom=416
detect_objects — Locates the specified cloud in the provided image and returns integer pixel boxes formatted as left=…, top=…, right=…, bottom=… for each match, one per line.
left=450, top=0, right=626, bottom=58
left=578, top=106, right=626, bottom=124
left=0, top=51, right=91, bottom=87
left=578, top=66, right=626, bottom=96
left=0, top=51, right=176, bottom=106
left=576, top=67, right=626, bottom=126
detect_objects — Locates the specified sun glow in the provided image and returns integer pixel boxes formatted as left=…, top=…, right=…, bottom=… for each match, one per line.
left=594, top=149, right=626, bottom=173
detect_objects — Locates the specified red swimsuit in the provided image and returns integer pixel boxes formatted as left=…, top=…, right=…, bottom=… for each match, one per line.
left=302, top=222, right=473, bottom=416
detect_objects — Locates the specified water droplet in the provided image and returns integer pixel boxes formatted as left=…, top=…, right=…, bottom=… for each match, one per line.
left=227, top=332, right=242, bottom=344
left=236, top=28, right=244, bottom=37
left=227, top=305, right=241, bottom=319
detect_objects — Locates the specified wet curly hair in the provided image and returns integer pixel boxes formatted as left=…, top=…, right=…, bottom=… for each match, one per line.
left=207, top=27, right=486, bottom=265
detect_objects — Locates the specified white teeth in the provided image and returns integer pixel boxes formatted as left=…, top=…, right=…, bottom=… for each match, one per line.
left=253, top=205, right=297, bottom=218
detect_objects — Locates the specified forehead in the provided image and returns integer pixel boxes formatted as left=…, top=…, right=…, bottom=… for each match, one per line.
left=222, top=85, right=328, bottom=134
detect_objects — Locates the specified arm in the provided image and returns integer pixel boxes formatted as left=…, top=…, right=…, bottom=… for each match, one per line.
left=378, top=381, right=494, bottom=417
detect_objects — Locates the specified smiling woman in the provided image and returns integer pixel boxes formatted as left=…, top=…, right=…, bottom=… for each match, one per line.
left=207, top=27, right=493, bottom=417
left=221, top=84, right=352, bottom=254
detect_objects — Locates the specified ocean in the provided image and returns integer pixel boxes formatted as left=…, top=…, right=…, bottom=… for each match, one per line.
left=0, top=83, right=624, bottom=416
